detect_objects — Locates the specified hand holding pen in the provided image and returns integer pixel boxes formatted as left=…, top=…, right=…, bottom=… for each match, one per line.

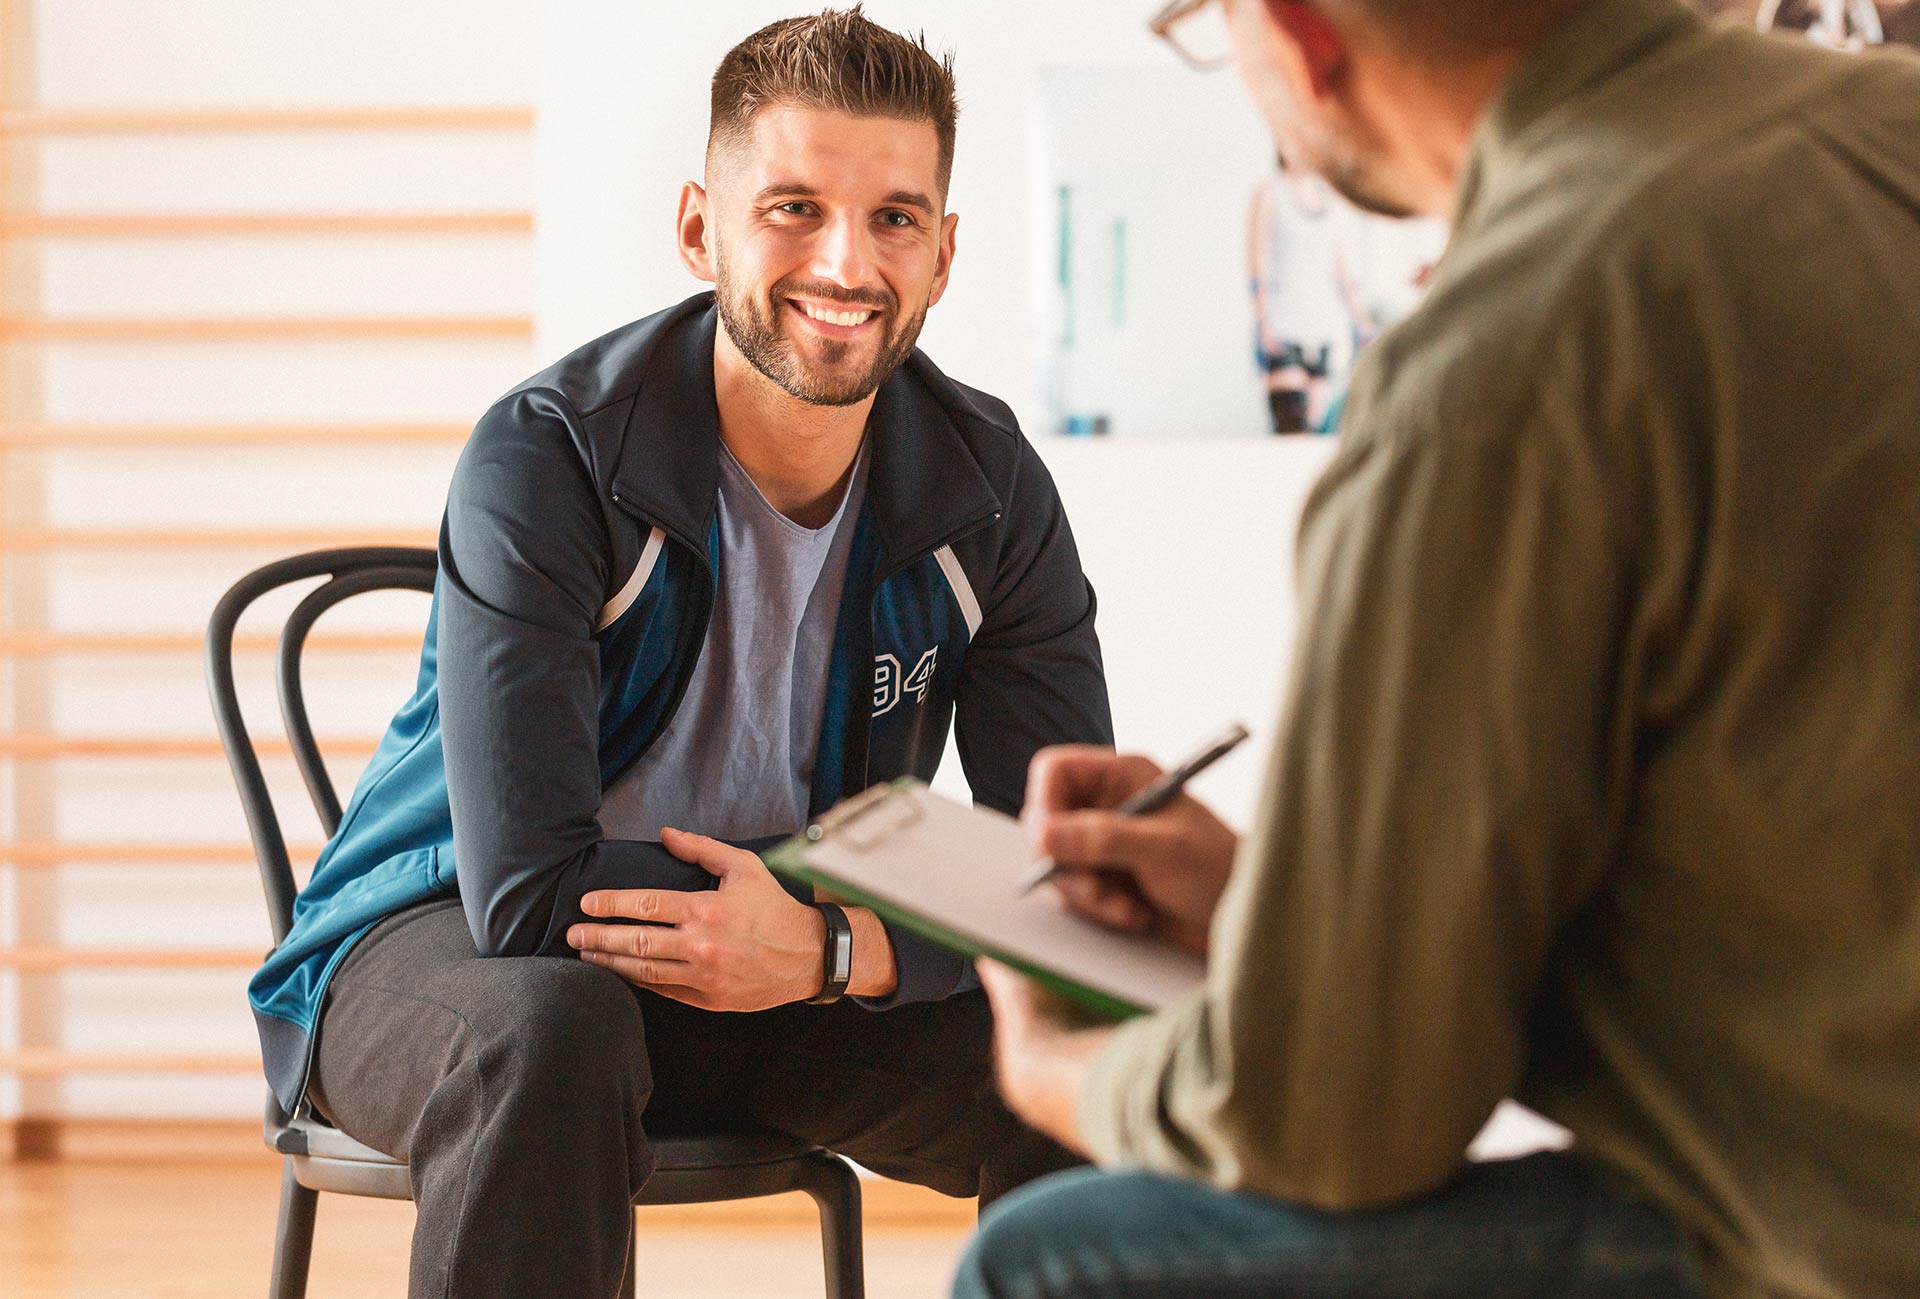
left=1018, top=724, right=1249, bottom=957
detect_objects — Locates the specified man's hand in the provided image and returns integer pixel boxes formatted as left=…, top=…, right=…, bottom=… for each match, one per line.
left=976, top=959, right=1114, bottom=1155
left=566, top=827, right=825, bottom=1011
left=1025, top=745, right=1240, bottom=956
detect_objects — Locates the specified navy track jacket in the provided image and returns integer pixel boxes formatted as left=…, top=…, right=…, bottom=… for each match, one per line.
left=249, top=294, right=1114, bottom=1110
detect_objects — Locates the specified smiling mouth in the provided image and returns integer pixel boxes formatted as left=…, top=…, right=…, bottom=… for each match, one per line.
left=786, top=297, right=883, bottom=334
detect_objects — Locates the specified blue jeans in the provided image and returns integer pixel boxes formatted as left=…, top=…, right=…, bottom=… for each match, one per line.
left=952, top=1151, right=1704, bottom=1299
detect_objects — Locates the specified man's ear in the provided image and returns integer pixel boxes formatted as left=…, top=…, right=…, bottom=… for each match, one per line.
left=926, top=211, right=959, bottom=309
left=1262, top=0, right=1347, bottom=102
left=676, top=181, right=716, bottom=283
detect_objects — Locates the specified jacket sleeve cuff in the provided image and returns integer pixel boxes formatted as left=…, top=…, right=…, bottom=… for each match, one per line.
left=850, top=919, right=974, bottom=1009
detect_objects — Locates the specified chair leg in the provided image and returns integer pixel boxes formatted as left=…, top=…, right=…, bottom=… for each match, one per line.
left=619, top=1209, right=637, bottom=1299
left=800, top=1153, right=865, bottom=1299
left=268, top=1160, right=318, bottom=1299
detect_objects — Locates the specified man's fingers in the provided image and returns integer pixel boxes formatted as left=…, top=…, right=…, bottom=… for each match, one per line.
left=567, top=922, right=694, bottom=962
left=977, top=959, right=1095, bottom=1037
left=1034, top=809, right=1184, bottom=873
left=579, top=950, right=693, bottom=987
left=975, top=958, right=1037, bottom=1029
left=660, top=826, right=755, bottom=878
left=580, top=888, right=699, bottom=924
left=1023, top=748, right=1165, bottom=855
left=1051, top=871, right=1155, bottom=934
left=1024, top=747, right=1164, bottom=819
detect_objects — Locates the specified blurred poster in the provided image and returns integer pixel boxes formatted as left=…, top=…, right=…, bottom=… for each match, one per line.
left=1248, top=161, right=1445, bottom=435
left=1033, top=65, right=1277, bottom=440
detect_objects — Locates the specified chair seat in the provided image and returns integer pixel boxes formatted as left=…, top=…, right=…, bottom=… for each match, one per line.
left=278, top=1115, right=398, bottom=1164
left=650, top=1125, right=817, bottom=1170
left=276, top=1114, right=823, bottom=1200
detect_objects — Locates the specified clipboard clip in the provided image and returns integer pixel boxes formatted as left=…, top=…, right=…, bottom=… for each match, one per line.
left=806, top=781, right=926, bottom=851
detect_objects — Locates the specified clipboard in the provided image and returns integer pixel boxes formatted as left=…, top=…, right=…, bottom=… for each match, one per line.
left=765, top=779, right=1205, bottom=1019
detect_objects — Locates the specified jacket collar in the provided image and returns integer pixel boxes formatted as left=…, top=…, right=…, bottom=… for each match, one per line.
left=864, top=354, right=1003, bottom=570
left=1453, top=0, right=1701, bottom=236
left=607, top=296, right=724, bottom=558
left=610, top=292, right=1003, bottom=570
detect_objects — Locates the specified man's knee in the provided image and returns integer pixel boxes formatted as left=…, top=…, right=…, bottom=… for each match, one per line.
left=954, top=1166, right=1121, bottom=1299
left=956, top=1167, right=1284, bottom=1299
left=470, top=957, right=649, bottom=1108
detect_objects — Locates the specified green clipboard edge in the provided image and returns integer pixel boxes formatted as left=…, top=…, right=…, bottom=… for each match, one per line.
left=764, top=788, right=1149, bottom=1023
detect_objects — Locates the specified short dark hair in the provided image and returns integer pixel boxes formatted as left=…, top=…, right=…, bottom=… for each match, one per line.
left=708, top=6, right=960, bottom=196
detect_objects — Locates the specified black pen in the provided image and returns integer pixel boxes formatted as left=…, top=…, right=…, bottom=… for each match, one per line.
left=1017, top=722, right=1251, bottom=895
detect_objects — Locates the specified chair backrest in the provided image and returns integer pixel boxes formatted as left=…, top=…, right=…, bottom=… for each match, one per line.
left=204, top=547, right=436, bottom=946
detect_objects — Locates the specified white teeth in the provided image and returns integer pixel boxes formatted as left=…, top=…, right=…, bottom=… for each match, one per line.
left=799, top=301, right=872, bottom=327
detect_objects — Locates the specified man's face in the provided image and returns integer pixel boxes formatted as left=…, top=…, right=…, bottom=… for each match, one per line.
left=1222, top=0, right=1418, bottom=219
left=697, top=106, right=958, bottom=408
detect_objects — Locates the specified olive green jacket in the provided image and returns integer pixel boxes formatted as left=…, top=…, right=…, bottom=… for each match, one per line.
left=1081, top=5, right=1920, bottom=1296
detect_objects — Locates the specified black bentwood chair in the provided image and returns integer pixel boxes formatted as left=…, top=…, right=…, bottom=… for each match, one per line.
left=207, top=547, right=865, bottom=1299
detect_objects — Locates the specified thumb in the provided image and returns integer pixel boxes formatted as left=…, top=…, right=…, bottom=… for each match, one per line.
left=975, top=959, right=1032, bottom=1030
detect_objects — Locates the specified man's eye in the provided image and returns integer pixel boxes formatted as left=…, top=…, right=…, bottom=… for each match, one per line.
left=879, top=211, right=915, bottom=228
left=777, top=202, right=814, bottom=216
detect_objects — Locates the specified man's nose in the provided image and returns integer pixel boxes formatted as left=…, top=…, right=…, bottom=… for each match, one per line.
left=810, top=213, right=878, bottom=293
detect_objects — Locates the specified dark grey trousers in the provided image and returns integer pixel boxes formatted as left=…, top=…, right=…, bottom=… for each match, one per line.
left=307, top=897, right=1079, bottom=1299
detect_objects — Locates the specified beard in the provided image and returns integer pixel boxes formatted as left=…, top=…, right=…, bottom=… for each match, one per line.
left=714, top=253, right=930, bottom=408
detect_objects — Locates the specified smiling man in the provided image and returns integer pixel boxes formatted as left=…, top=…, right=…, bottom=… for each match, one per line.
left=244, top=11, right=1110, bottom=1298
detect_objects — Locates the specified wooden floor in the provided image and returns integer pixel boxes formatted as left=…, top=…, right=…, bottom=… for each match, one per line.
left=0, top=1157, right=978, bottom=1299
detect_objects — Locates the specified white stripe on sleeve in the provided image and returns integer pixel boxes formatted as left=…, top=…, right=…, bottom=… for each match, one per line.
left=933, top=544, right=983, bottom=640
left=596, top=527, right=666, bottom=632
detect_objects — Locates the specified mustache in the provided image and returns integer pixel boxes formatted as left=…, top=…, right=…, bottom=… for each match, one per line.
left=772, top=278, right=896, bottom=314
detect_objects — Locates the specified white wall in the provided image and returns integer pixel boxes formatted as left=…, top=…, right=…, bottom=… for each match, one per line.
left=4, top=0, right=539, bottom=1120
left=948, top=439, right=1335, bottom=819
left=1032, top=65, right=1275, bottom=440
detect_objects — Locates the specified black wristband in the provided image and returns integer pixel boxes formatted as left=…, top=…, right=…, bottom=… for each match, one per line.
left=805, top=902, right=853, bottom=1005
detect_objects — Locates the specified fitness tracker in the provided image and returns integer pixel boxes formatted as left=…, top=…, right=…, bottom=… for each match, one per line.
left=805, top=902, right=853, bottom=1005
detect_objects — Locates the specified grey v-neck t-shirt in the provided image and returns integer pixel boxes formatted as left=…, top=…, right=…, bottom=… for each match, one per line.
left=597, top=438, right=869, bottom=843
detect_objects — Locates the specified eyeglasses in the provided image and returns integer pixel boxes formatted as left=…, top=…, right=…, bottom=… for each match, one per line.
left=1149, top=0, right=1235, bottom=71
